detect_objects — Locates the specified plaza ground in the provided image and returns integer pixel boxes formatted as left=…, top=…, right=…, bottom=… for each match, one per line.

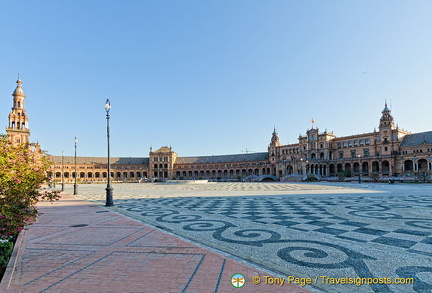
left=2, top=182, right=431, bottom=292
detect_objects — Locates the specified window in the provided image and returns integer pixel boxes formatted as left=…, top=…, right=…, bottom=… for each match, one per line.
left=154, top=157, right=158, bottom=162
left=360, top=140, right=364, bottom=146
left=338, top=143, right=341, bottom=148
left=363, top=148, right=369, bottom=157
left=348, top=141, right=353, bottom=147
left=354, top=141, right=358, bottom=147
left=339, top=151, right=344, bottom=159
left=384, top=147, right=388, bottom=151
left=365, top=139, right=370, bottom=145
left=351, top=150, right=356, bottom=158
left=343, top=142, right=347, bottom=148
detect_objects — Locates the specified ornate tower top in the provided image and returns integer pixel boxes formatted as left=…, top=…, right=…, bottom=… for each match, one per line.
left=270, top=127, right=281, bottom=147
left=379, top=101, right=395, bottom=130
left=6, top=76, right=30, bottom=145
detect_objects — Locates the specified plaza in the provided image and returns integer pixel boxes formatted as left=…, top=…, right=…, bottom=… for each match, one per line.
left=55, top=182, right=432, bottom=292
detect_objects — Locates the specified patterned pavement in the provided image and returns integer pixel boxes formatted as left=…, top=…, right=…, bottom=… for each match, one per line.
left=2, top=193, right=309, bottom=293
left=73, top=182, right=432, bottom=293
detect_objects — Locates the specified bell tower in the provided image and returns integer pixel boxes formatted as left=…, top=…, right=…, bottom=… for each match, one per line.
left=6, top=76, right=30, bottom=145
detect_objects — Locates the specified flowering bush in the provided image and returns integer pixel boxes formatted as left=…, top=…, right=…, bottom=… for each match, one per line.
left=0, top=137, right=60, bottom=240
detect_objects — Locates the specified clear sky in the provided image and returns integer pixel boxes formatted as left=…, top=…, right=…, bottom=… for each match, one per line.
left=1, top=1, right=431, bottom=158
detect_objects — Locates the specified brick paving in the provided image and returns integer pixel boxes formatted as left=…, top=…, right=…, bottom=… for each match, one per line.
left=1, top=193, right=312, bottom=293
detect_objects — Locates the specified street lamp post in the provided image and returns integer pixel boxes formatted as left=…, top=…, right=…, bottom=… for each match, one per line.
left=61, top=151, right=65, bottom=191
left=73, top=137, right=78, bottom=195
left=105, top=99, right=114, bottom=206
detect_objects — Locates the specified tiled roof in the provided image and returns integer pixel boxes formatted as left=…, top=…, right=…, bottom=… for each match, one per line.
left=175, top=152, right=269, bottom=164
left=400, top=131, right=432, bottom=147
left=51, top=156, right=149, bottom=165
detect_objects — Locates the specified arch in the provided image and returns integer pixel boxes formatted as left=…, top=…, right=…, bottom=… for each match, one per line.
left=329, top=164, right=336, bottom=176
left=55, top=172, right=61, bottom=178
left=123, top=172, right=128, bottom=178
left=337, top=163, right=343, bottom=173
left=353, top=162, right=360, bottom=175
left=130, top=172, right=135, bottom=178
left=418, top=159, right=428, bottom=171
left=116, top=172, right=121, bottom=178
left=320, top=152, right=325, bottom=160
left=87, top=172, right=93, bottom=178
left=80, top=172, right=85, bottom=178
left=382, top=160, right=390, bottom=175
left=64, top=172, right=70, bottom=178
left=95, top=172, right=100, bottom=178
left=362, top=162, right=369, bottom=176
left=344, top=163, right=351, bottom=174
left=372, top=161, right=380, bottom=174
left=102, top=172, right=107, bottom=178
left=258, top=174, right=277, bottom=181
left=404, top=160, right=414, bottom=172
left=287, top=165, right=293, bottom=175
left=176, top=171, right=181, bottom=177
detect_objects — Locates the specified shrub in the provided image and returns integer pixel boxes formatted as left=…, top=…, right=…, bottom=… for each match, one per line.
left=0, top=239, right=14, bottom=276
left=307, top=173, right=319, bottom=181
left=0, top=137, right=60, bottom=240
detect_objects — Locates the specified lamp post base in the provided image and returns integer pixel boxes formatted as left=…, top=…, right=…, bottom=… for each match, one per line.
left=61, top=183, right=65, bottom=192
left=105, top=185, right=114, bottom=206
left=73, top=184, right=78, bottom=195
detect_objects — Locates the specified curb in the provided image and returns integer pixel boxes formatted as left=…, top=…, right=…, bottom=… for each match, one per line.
left=0, top=229, right=26, bottom=292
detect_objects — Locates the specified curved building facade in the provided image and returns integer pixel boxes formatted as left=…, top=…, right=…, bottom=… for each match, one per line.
left=4, top=78, right=432, bottom=182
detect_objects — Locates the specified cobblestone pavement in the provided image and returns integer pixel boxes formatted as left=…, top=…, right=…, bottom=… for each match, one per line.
left=73, top=182, right=432, bottom=293
left=2, top=193, right=310, bottom=293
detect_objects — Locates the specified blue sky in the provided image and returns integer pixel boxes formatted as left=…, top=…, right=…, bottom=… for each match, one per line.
left=1, top=1, right=431, bottom=158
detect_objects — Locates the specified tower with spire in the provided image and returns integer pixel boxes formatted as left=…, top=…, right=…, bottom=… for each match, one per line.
left=270, top=127, right=281, bottom=147
left=6, top=76, right=30, bottom=145
left=379, top=101, right=395, bottom=130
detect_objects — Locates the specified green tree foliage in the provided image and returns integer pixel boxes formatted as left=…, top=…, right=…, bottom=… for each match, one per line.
left=0, top=137, right=60, bottom=240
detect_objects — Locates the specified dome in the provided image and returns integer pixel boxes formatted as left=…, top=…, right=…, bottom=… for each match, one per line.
left=13, top=79, right=25, bottom=96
